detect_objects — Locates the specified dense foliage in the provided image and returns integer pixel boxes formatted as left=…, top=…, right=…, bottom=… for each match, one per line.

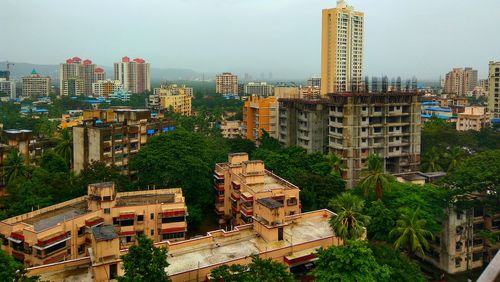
left=0, top=248, right=39, bottom=281
left=210, top=256, right=295, bottom=282
left=119, top=235, right=171, bottom=282
left=313, top=241, right=391, bottom=282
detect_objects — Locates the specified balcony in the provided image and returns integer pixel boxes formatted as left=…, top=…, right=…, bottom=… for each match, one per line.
left=230, top=191, right=240, bottom=202
left=215, top=203, right=224, bottom=215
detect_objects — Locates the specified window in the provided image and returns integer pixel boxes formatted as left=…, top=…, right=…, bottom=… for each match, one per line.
left=77, top=226, right=86, bottom=237
left=455, top=258, right=461, bottom=268
left=78, top=244, right=85, bottom=255
left=120, top=219, right=134, bottom=227
left=104, top=208, right=110, bottom=214
left=286, top=198, right=298, bottom=206
left=161, top=216, right=184, bottom=223
left=161, top=232, right=185, bottom=240
left=137, top=215, right=144, bottom=222
left=136, top=231, right=144, bottom=237
left=126, top=236, right=133, bottom=243
left=150, top=213, right=154, bottom=220
left=150, top=229, right=154, bottom=236
left=472, top=252, right=483, bottom=262
left=102, top=196, right=111, bottom=201
left=110, top=264, right=118, bottom=279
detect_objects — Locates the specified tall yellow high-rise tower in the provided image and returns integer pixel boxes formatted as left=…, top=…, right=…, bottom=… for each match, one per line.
left=321, top=0, right=364, bottom=95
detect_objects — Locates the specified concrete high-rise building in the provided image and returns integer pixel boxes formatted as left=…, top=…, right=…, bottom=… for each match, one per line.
left=321, top=0, right=364, bottom=95
left=114, top=57, right=151, bottom=94
left=307, top=77, right=321, bottom=88
left=60, top=57, right=97, bottom=96
left=444, top=67, right=478, bottom=96
left=328, top=92, right=421, bottom=188
left=278, top=99, right=330, bottom=154
left=244, top=82, right=273, bottom=96
left=62, top=78, right=84, bottom=96
left=216, top=72, right=238, bottom=95
left=274, top=85, right=300, bottom=99
left=73, top=108, right=175, bottom=174
left=21, top=69, right=51, bottom=97
left=0, top=78, right=16, bottom=99
left=92, top=80, right=122, bottom=97
left=488, top=61, right=500, bottom=119
left=93, top=67, right=106, bottom=82
left=242, top=96, right=277, bottom=141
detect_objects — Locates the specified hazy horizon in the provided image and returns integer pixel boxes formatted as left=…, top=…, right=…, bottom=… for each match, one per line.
left=1, top=0, right=499, bottom=80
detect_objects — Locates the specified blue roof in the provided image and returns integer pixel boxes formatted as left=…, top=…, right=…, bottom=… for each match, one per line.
left=422, top=101, right=439, bottom=106
left=34, top=109, right=48, bottom=113
left=421, top=114, right=451, bottom=120
left=424, top=107, right=452, bottom=112
left=491, top=118, right=500, bottom=123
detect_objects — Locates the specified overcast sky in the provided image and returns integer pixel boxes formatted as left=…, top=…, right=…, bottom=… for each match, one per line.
left=1, top=0, right=499, bottom=80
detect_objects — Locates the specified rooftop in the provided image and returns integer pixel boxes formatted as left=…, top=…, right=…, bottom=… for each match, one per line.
left=92, top=225, right=118, bottom=241
left=256, top=198, right=283, bottom=209
left=22, top=201, right=88, bottom=232
left=165, top=210, right=333, bottom=275
left=116, top=193, right=175, bottom=207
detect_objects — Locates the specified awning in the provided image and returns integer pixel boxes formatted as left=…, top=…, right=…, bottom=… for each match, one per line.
left=33, top=236, right=71, bottom=250
left=284, top=248, right=318, bottom=265
left=117, top=213, right=135, bottom=220
left=7, top=237, right=22, bottom=244
left=160, top=210, right=186, bottom=217
left=160, top=227, right=186, bottom=234
left=119, top=231, right=136, bottom=236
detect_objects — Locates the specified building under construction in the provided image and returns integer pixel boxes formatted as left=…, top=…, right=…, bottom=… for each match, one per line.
left=277, top=91, right=421, bottom=188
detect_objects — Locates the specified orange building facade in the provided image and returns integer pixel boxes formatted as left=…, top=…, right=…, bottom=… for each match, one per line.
left=242, top=96, right=277, bottom=141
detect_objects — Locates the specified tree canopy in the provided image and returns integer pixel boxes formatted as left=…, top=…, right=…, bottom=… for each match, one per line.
left=210, top=256, right=295, bottom=282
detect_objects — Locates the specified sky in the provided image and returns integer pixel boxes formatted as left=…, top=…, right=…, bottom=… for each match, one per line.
left=1, top=0, right=499, bottom=80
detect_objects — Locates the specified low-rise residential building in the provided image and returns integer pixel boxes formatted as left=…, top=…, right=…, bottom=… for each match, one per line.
left=214, top=153, right=301, bottom=227
left=421, top=103, right=455, bottom=122
left=456, top=107, right=490, bottom=131
left=29, top=208, right=344, bottom=282
left=21, top=69, right=51, bottom=97
left=0, top=182, right=187, bottom=268
left=244, top=82, right=273, bottom=96
left=278, top=99, right=329, bottom=153
left=299, top=86, right=321, bottom=99
left=109, top=89, right=132, bottom=102
left=273, top=84, right=300, bottom=99
left=73, top=108, right=175, bottom=174
left=242, top=96, right=277, bottom=141
left=220, top=120, right=243, bottom=139
left=92, top=80, right=122, bottom=97
left=60, top=110, right=84, bottom=129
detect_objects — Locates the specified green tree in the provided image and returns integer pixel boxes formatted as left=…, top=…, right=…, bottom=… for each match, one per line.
left=365, top=200, right=395, bottom=241
left=313, top=241, right=391, bottom=282
left=325, top=152, right=343, bottom=177
left=2, top=150, right=29, bottom=184
left=119, top=235, right=171, bottom=282
left=210, top=256, right=295, bottom=282
left=329, top=193, right=369, bottom=242
left=54, top=128, right=73, bottom=167
left=422, top=147, right=443, bottom=172
left=78, top=161, right=130, bottom=192
left=444, top=146, right=464, bottom=172
left=358, top=154, right=394, bottom=200
left=0, top=248, right=39, bottom=281
left=389, top=208, right=434, bottom=258
left=369, top=243, right=426, bottom=282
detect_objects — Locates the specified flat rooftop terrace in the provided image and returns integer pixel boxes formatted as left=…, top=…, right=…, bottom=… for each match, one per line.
left=165, top=212, right=333, bottom=275
left=22, top=201, right=88, bottom=232
left=116, top=193, right=175, bottom=207
left=36, top=264, right=92, bottom=282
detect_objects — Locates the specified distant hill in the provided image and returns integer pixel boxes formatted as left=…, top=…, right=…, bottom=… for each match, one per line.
left=0, top=62, right=204, bottom=83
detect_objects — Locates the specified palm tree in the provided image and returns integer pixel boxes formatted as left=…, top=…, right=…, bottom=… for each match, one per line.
left=422, top=147, right=442, bottom=172
left=329, top=193, right=370, bottom=243
left=54, top=128, right=73, bottom=167
left=2, top=150, right=28, bottom=184
left=389, top=208, right=434, bottom=258
left=358, top=154, right=394, bottom=200
left=325, top=152, right=343, bottom=177
left=444, top=146, right=463, bottom=172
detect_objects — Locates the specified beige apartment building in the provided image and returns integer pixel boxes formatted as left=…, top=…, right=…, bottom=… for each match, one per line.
left=220, top=120, right=243, bottom=139
left=444, top=67, right=478, bottom=96
left=488, top=61, right=500, bottom=119
left=214, top=153, right=301, bottom=227
left=92, top=80, right=123, bottom=97
left=244, top=82, right=273, bottom=96
left=61, top=78, right=84, bottom=96
left=114, top=57, right=151, bottom=94
left=73, top=108, right=175, bottom=174
left=321, top=0, right=364, bottom=95
left=300, top=86, right=321, bottom=99
left=456, top=107, right=490, bottom=131
left=21, top=69, right=51, bottom=97
left=93, top=67, right=106, bottom=82
left=152, top=84, right=193, bottom=116
left=216, top=72, right=238, bottom=95
left=328, top=92, right=421, bottom=188
left=273, top=85, right=300, bottom=99
left=0, top=182, right=187, bottom=269
left=29, top=208, right=344, bottom=282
